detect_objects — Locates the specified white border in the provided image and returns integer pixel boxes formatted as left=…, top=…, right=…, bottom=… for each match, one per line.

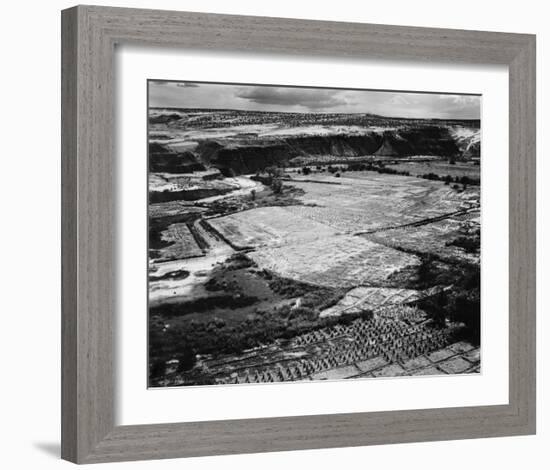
left=115, top=45, right=509, bottom=426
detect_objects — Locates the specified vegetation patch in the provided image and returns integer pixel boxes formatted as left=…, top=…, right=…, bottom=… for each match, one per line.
left=148, top=253, right=351, bottom=384
left=411, top=255, right=480, bottom=344
left=446, top=232, right=480, bottom=254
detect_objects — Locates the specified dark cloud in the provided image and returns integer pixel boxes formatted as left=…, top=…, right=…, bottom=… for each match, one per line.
left=236, top=87, right=347, bottom=110
left=148, top=81, right=200, bottom=88
left=175, top=82, right=200, bottom=88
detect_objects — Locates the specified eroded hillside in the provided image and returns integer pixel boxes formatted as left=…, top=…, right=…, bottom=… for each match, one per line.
left=149, top=108, right=480, bottom=176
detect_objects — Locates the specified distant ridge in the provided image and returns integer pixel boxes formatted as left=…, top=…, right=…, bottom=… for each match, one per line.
left=149, top=107, right=480, bottom=125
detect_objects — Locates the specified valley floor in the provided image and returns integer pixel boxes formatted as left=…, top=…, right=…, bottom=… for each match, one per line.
left=148, top=167, right=480, bottom=387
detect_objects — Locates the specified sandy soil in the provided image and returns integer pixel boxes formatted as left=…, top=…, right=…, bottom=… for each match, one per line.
left=149, top=218, right=234, bottom=305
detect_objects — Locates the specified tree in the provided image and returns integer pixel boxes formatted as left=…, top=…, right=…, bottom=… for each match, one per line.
left=302, top=166, right=311, bottom=175
left=265, top=166, right=283, bottom=178
left=422, top=290, right=448, bottom=328
left=176, top=344, right=196, bottom=372
left=447, top=288, right=480, bottom=344
left=271, top=178, right=283, bottom=194
left=150, top=360, right=165, bottom=380
left=417, top=254, right=436, bottom=286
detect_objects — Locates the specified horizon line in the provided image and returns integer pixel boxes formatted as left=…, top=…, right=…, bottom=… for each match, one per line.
left=148, top=106, right=481, bottom=122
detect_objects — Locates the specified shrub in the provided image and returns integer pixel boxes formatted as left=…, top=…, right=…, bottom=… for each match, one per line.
left=418, top=290, right=448, bottom=328
left=347, top=163, right=367, bottom=171
left=416, top=254, right=437, bottom=286
left=415, top=258, right=480, bottom=344
left=271, top=178, right=283, bottom=194
left=289, top=306, right=317, bottom=321
left=376, top=166, right=410, bottom=176
left=448, top=288, right=480, bottom=343
left=149, top=360, right=166, bottom=380
left=176, top=345, right=196, bottom=371
left=446, top=236, right=479, bottom=253
left=265, top=166, right=284, bottom=178
left=421, top=172, right=440, bottom=181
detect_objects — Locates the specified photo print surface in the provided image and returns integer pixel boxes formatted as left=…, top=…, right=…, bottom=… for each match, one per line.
left=147, top=80, right=481, bottom=387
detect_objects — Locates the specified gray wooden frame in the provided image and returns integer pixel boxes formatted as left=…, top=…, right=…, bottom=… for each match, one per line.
left=61, top=5, right=536, bottom=464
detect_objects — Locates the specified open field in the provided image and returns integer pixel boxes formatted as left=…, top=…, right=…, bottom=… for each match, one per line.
left=207, top=206, right=338, bottom=249
left=365, top=210, right=480, bottom=264
left=249, top=235, right=419, bottom=288
left=156, top=223, right=204, bottom=261
left=283, top=172, right=479, bottom=234
left=149, top=201, right=206, bottom=219
left=319, top=286, right=446, bottom=318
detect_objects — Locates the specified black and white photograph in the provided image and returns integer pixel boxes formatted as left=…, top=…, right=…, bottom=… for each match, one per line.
left=147, top=80, right=481, bottom=387
left=2, top=0, right=543, bottom=467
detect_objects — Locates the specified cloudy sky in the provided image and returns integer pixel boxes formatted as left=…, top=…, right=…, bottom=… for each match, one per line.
left=149, top=81, right=480, bottom=119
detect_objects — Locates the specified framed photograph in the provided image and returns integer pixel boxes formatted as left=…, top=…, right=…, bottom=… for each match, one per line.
left=61, top=5, right=536, bottom=464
